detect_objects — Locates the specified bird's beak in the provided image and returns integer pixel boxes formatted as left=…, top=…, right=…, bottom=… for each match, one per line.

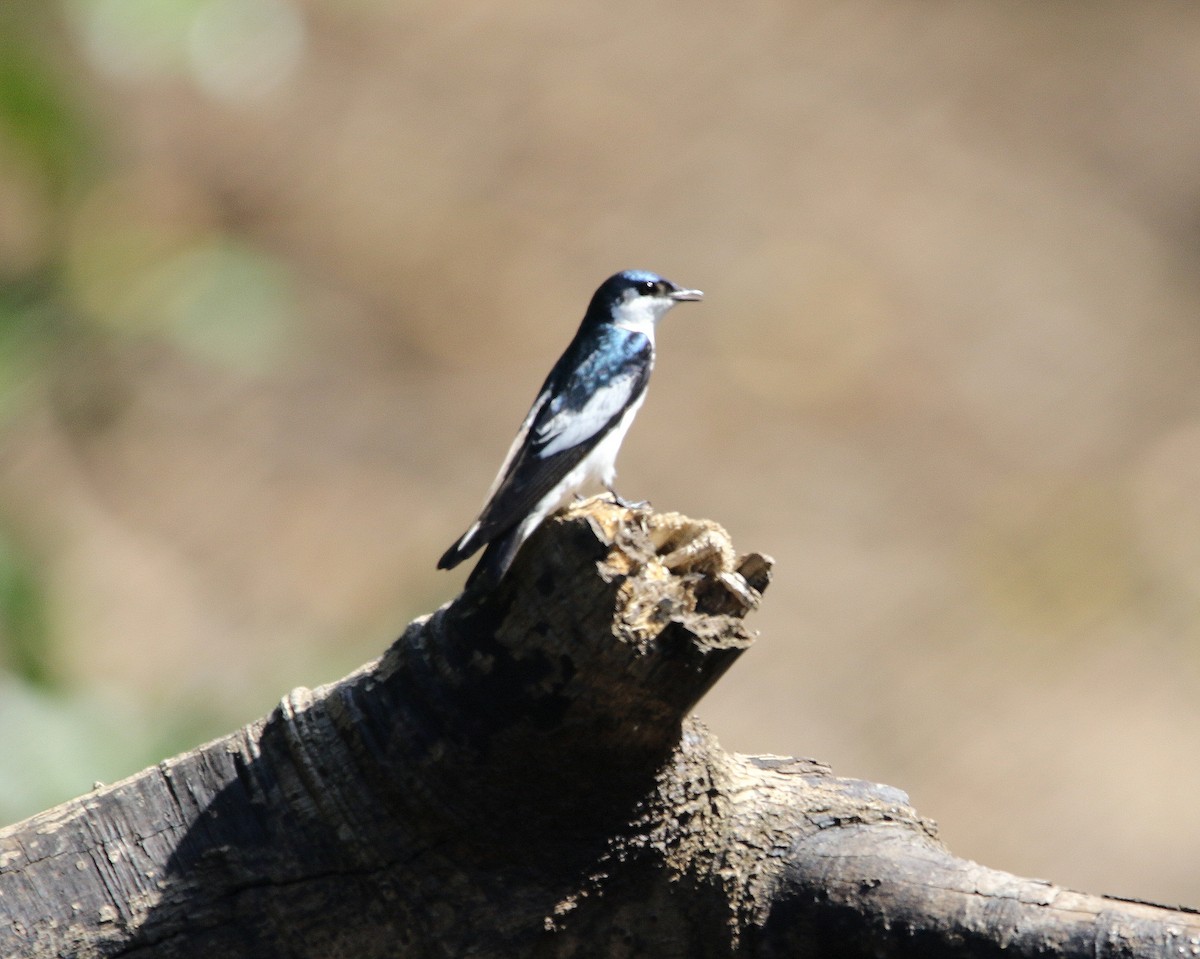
left=670, top=288, right=704, bottom=302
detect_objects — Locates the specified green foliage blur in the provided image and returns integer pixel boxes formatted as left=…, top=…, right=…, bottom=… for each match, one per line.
left=0, top=0, right=300, bottom=822
left=0, top=2, right=86, bottom=420
left=0, top=1, right=103, bottom=819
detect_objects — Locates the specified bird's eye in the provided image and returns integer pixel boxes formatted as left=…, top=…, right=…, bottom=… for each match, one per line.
left=637, top=280, right=656, bottom=296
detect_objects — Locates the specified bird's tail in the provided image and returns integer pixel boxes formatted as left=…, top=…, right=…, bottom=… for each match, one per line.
left=437, top=521, right=484, bottom=570
left=463, top=528, right=523, bottom=592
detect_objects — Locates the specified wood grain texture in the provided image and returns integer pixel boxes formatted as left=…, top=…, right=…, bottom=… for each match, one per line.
left=1, top=498, right=1196, bottom=957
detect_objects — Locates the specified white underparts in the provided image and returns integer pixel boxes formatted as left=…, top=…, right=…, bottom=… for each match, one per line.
left=509, top=390, right=647, bottom=555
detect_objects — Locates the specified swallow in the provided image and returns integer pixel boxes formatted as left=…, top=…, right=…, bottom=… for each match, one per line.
left=438, top=269, right=703, bottom=587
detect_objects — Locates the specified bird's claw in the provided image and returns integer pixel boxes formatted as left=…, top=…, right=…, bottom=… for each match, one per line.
left=605, top=488, right=649, bottom=510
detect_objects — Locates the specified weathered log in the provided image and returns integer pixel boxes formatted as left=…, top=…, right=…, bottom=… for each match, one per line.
left=1, top=498, right=1196, bottom=957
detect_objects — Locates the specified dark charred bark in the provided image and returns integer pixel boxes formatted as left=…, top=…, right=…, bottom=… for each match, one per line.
left=1, top=499, right=1195, bottom=958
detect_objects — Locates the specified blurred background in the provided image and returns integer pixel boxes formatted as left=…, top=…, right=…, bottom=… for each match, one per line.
left=1, top=0, right=1198, bottom=905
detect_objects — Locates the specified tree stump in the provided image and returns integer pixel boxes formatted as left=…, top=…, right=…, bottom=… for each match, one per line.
left=1, top=498, right=1196, bottom=957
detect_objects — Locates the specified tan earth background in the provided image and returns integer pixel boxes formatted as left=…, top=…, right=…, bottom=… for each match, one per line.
left=1, top=0, right=1198, bottom=905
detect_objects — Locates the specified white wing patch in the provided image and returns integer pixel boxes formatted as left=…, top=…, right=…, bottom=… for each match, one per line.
left=535, top=375, right=639, bottom=457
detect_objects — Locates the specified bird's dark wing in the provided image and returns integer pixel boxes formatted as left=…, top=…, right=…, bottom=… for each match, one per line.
left=438, top=327, right=652, bottom=569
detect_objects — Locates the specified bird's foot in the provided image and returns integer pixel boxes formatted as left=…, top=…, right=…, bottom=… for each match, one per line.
left=605, top=487, right=649, bottom=509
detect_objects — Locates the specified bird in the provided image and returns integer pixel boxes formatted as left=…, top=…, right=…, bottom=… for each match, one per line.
left=438, top=269, right=703, bottom=588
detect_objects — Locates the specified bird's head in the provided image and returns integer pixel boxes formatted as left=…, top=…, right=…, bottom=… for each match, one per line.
left=587, top=270, right=704, bottom=333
